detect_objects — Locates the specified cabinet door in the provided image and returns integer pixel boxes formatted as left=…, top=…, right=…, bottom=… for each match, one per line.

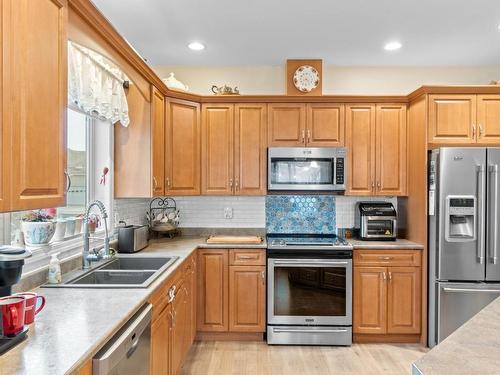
left=9, top=0, right=67, bottom=210
left=428, top=94, right=476, bottom=144
left=201, top=105, right=234, bottom=195
left=165, top=99, right=200, bottom=195
left=345, top=105, right=376, bottom=195
left=353, top=267, right=387, bottom=334
left=229, top=266, right=266, bottom=332
left=387, top=267, right=421, bottom=334
left=151, top=305, right=171, bottom=375
left=234, top=104, right=267, bottom=195
left=268, top=104, right=306, bottom=146
left=306, top=104, right=345, bottom=146
left=0, top=2, right=9, bottom=212
left=197, top=250, right=229, bottom=331
left=171, top=288, right=188, bottom=375
left=188, top=256, right=197, bottom=344
left=375, top=104, right=407, bottom=196
left=151, top=86, right=165, bottom=196
left=477, top=95, right=500, bottom=144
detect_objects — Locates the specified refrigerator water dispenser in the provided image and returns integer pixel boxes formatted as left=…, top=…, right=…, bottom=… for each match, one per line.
left=445, top=196, right=476, bottom=242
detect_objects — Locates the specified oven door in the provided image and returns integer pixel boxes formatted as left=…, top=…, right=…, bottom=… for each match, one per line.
left=267, top=258, right=352, bottom=326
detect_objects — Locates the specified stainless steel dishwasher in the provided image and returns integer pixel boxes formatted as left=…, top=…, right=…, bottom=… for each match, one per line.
left=93, top=303, right=152, bottom=375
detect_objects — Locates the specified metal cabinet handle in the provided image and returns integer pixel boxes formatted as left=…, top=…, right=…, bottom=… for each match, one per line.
left=489, top=164, right=499, bottom=264
left=371, top=181, right=375, bottom=191
left=301, top=130, right=306, bottom=144
left=64, top=170, right=72, bottom=192
left=153, top=176, right=158, bottom=191
left=167, top=285, right=176, bottom=303
left=165, top=177, right=170, bottom=189
left=377, top=181, right=381, bottom=191
left=307, top=129, right=311, bottom=143
left=261, top=271, right=265, bottom=284
left=472, top=124, right=476, bottom=138
left=479, top=124, right=484, bottom=138
left=477, top=165, right=486, bottom=264
left=235, top=178, right=239, bottom=191
left=382, top=272, right=386, bottom=281
left=229, top=178, right=233, bottom=188
left=388, top=271, right=392, bottom=281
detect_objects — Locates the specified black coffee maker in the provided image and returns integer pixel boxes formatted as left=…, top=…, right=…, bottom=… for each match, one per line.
left=0, top=246, right=31, bottom=354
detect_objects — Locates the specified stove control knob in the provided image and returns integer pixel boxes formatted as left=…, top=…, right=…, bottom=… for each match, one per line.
left=279, top=240, right=285, bottom=246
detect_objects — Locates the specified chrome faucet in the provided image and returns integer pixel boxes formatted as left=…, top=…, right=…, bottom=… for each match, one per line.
left=82, top=200, right=111, bottom=269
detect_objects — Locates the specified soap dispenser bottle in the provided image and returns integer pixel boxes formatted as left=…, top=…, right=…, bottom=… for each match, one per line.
left=48, top=253, right=62, bottom=284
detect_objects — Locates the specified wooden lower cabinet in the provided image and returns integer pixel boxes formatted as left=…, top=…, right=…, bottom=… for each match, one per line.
left=353, top=250, right=421, bottom=342
left=197, top=249, right=266, bottom=336
left=229, top=265, right=266, bottom=332
left=150, top=254, right=196, bottom=375
left=151, top=304, right=172, bottom=375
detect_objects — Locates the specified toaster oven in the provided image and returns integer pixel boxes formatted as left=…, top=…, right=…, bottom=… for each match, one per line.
left=358, top=202, right=397, bottom=240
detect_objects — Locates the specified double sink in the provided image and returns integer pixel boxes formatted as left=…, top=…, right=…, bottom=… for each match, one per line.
left=43, top=255, right=178, bottom=289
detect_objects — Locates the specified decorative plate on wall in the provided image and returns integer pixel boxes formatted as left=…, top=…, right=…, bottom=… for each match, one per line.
left=293, top=65, right=320, bottom=93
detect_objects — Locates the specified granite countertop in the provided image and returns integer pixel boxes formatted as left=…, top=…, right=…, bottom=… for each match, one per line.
left=0, top=236, right=266, bottom=375
left=412, top=297, right=500, bottom=375
left=349, top=238, right=424, bottom=250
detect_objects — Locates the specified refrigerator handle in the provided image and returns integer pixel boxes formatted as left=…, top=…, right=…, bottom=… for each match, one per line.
left=489, top=164, right=499, bottom=265
left=477, top=164, right=485, bottom=264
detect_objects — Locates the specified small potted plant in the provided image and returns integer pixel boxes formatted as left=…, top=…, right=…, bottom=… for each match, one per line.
left=87, top=213, right=101, bottom=234
left=21, top=209, right=56, bottom=246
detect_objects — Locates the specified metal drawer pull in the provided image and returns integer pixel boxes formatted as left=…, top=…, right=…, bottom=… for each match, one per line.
left=273, top=328, right=348, bottom=334
left=382, top=272, right=386, bottom=281
left=238, top=255, right=257, bottom=259
left=167, top=285, right=176, bottom=303
left=443, top=287, right=500, bottom=293
left=388, top=271, right=392, bottom=281
left=379, top=256, right=393, bottom=260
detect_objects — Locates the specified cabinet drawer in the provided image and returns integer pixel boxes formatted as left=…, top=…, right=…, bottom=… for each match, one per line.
left=229, top=249, right=266, bottom=266
left=354, top=250, right=421, bottom=267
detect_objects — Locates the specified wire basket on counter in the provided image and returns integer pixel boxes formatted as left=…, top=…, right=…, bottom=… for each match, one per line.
left=146, top=197, right=180, bottom=239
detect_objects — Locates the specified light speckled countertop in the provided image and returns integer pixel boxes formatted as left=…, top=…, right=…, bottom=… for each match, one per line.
left=349, top=238, right=423, bottom=250
left=0, top=236, right=266, bottom=375
left=412, top=297, right=500, bottom=375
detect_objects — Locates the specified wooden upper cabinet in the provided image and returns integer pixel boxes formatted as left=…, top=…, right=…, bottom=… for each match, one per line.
left=9, top=0, right=67, bottom=210
left=306, top=104, right=345, bottom=146
left=197, top=249, right=229, bottom=332
left=151, top=86, right=165, bottom=196
left=376, top=104, right=407, bottom=196
left=165, top=98, right=201, bottom=195
left=428, top=94, right=476, bottom=144
left=268, top=104, right=306, bottom=146
left=345, top=105, right=376, bottom=195
left=477, top=95, right=500, bottom=144
left=353, top=266, right=387, bottom=334
left=229, top=265, right=266, bottom=332
left=387, top=267, right=421, bottom=334
left=234, top=104, right=267, bottom=195
left=202, top=104, right=234, bottom=195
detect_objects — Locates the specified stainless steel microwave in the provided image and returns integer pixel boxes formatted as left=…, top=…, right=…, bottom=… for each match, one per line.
left=268, top=147, right=346, bottom=191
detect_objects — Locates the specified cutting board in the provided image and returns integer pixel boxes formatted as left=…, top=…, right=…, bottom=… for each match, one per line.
left=206, top=235, right=263, bottom=244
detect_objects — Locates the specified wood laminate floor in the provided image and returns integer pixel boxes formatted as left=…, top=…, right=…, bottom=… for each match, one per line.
left=181, top=341, right=428, bottom=375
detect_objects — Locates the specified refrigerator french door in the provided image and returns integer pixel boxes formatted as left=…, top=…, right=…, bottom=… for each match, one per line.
left=428, top=148, right=500, bottom=347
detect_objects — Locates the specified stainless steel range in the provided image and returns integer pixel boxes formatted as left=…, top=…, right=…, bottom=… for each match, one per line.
left=267, top=234, right=353, bottom=346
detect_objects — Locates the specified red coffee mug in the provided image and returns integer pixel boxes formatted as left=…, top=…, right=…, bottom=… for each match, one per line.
left=15, top=292, right=46, bottom=324
left=0, top=296, right=26, bottom=337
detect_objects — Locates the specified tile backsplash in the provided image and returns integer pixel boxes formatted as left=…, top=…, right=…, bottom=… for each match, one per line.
left=266, top=195, right=336, bottom=234
left=114, top=195, right=398, bottom=232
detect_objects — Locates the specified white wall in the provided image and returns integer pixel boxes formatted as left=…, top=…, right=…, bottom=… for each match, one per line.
left=154, top=65, right=500, bottom=95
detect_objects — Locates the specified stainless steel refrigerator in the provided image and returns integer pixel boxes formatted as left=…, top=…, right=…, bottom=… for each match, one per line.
left=428, top=147, right=500, bottom=347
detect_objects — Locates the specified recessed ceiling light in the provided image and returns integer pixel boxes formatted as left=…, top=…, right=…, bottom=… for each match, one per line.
left=188, top=42, right=205, bottom=51
left=384, top=41, right=402, bottom=51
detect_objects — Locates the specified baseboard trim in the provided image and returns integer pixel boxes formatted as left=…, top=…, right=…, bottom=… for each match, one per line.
left=354, top=333, right=421, bottom=343
left=196, top=332, right=264, bottom=341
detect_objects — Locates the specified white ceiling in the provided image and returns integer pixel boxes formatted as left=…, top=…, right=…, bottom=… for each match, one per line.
left=91, top=0, right=500, bottom=66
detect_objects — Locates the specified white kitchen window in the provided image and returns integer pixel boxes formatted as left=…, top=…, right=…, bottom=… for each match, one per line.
left=2, top=108, right=114, bottom=272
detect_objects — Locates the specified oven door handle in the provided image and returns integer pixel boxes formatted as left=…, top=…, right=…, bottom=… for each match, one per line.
left=273, top=328, right=348, bottom=334
left=273, top=260, right=349, bottom=266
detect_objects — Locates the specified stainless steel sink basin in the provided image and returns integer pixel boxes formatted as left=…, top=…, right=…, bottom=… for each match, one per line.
left=70, top=270, right=156, bottom=285
left=42, top=255, right=178, bottom=289
left=99, top=257, right=170, bottom=271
